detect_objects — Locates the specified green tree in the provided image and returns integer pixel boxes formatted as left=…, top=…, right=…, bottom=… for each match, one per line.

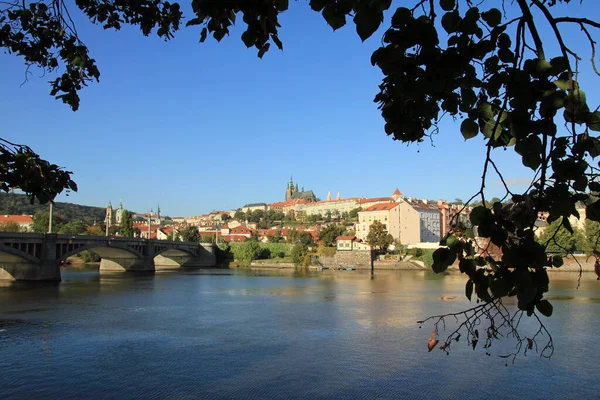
left=221, top=214, right=232, bottom=222
left=86, top=225, right=104, bottom=236
left=247, top=209, right=265, bottom=223
left=537, top=219, right=575, bottom=256
left=366, top=221, right=393, bottom=251
left=166, top=230, right=181, bottom=241
left=201, top=234, right=215, bottom=243
left=291, top=244, right=311, bottom=267
left=119, top=210, right=134, bottom=238
left=318, top=224, right=347, bottom=247
left=233, top=210, right=245, bottom=220
left=180, top=226, right=200, bottom=243
left=5, top=0, right=600, bottom=358
left=31, top=210, right=65, bottom=233
left=348, top=208, right=362, bottom=219
left=268, top=231, right=284, bottom=243
left=236, top=240, right=262, bottom=264
left=58, top=220, right=87, bottom=235
left=108, top=225, right=120, bottom=236
left=0, top=221, right=22, bottom=232
left=584, top=219, right=600, bottom=255
left=286, top=229, right=315, bottom=246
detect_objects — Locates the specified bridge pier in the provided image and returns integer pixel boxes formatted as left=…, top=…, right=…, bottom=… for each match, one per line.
left=99, top=257, right=155, bottom=272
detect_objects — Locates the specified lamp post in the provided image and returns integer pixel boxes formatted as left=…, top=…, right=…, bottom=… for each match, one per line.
left=148, top=209, right=152, bottom=239
left=48, top=201, right=53, bottom=233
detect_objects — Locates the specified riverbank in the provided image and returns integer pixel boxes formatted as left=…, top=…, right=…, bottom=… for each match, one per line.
left=249, top=259, right=427, bottom=270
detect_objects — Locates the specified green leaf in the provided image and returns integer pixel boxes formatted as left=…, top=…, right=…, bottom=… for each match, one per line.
left=322, top=6, right=346, bottom=30
left=552, top=255, right=564, bottom=268
left=310, top=0, right=329, bottom=11
left=440, top=0, right=456, bottom=11
left=257, top=43, right=270, bottom=59
left=588, top=111, right=600, bottom=132
left=432, top=247, right=457, bottom=273
left=441, top=11, right=460, bottom=34
left=391, top=7, right=411, bottom=27
left=481, top=8, right=501, bottom=27
left=466, top=280, right=474, bottom=301
left=490, top=277, right=511, bottom=298
left=274, top=0, right=288, bottom=12
left=536, top=59, right=552, bottom=76
left=550, top=56, right=569, bottom=75
left=469, top=206, right=488, bottom=226
left=461, top=118, right=479, bottom=140
left=354, top=9, right=382, bottom=41
left=241, top=30, right=254, bottom=47
left=589, top=181, right=600, bottom=192
left=536, top=299, right=553, bottom=317
left=459, top=258, right=476, bottom=275
left=554, top=79, right=571, bottom=91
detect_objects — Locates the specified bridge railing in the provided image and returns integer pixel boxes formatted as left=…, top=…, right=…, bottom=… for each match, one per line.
left=0, top=232, right=206, bottom=247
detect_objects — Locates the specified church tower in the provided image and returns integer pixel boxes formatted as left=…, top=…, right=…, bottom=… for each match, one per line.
left=327, top=190, right=332, bottom=201
left=115, top=201, right=124, bottom=225
left=285, top=175, right=296, bottom=201
left=105, top=202, right=114, bottom=234
left=392, top=188, right=403, bottom=202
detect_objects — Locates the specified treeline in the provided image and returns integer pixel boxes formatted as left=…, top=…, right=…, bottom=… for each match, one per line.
left=0, top=193, right=107, bottom=225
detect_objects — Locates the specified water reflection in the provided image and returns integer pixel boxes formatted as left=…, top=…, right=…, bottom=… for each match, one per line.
left=0, top=267, right=598, bottom=399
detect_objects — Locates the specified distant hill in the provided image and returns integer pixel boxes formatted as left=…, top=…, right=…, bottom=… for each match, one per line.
left=0, top=193, right=107, bottom=225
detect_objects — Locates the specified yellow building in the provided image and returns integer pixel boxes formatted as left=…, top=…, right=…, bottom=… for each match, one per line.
left=356, top=201, right=421, bottom=245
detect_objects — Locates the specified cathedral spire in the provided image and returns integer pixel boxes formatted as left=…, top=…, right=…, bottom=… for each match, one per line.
left=336, top=191, right=341, bottom=200
left=327, top=190, right=332, bottom=201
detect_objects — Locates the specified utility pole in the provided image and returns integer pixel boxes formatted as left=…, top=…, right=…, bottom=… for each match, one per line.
left=48, top=201, right=53, bottom=233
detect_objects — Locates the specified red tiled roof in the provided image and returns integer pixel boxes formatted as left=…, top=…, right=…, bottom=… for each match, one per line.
left=336, top=236, right=356, bottom=241
left=393, top=188, right=402, bottom=195
left=0, top=215, right=33, bottom=223
left=364, top=202, right=399, bottom=211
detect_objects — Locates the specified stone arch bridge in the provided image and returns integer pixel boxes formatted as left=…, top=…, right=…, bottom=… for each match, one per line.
left=0, top=233, right=216, bottom=281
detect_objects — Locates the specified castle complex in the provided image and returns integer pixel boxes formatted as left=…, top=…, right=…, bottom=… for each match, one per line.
left=285, top=176, right=317, bottom=202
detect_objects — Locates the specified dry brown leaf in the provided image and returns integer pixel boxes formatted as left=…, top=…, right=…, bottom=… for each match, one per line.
left=428, top=339, right=439, bottom=352
left=428, top=329, right=438, bottom=341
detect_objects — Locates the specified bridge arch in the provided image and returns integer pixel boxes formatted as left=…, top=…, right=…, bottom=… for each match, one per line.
left=58, top=242, right=144, bottom=262
left=0, top=243, right=41, bottom=264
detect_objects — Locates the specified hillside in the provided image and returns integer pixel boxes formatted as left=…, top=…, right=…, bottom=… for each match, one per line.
left=0, top=193, right=107, bottom=225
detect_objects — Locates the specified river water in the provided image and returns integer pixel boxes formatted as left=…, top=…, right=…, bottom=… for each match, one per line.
left=0, top=266, right=598, bottom=399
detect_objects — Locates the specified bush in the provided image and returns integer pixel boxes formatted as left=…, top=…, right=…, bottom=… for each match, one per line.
left=316, top=246, right=336, bottom=257
left=80, top=250, right=100, bottom=263
left=421, top=250, right=434, bottom=268
left=229, top=242, right=293, bottom=261
left=291, top=244, right=311, bottom=266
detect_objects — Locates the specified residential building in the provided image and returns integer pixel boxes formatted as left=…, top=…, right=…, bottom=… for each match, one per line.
left=298, top=197, right=361, bottom=217
left=335, top=236, right=372, bottom=251
left=408, top=199, right=442, bottom=243
left=357, top=202, right=419, bottom=245
left=0, top=215, right=33, bottom=231
left=241, top=203, right=268, bottom=213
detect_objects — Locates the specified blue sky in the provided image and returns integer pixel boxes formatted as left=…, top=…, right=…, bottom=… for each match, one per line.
left=1, top=1, right=599, bottom=216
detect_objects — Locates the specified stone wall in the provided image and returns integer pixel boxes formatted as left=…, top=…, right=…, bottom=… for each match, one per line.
left=319, top=250, right=373, bottom=269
